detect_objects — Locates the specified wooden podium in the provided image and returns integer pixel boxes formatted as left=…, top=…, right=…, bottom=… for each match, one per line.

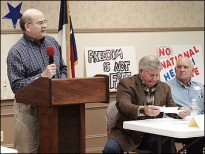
left=15, top=75, right=109, bottom=153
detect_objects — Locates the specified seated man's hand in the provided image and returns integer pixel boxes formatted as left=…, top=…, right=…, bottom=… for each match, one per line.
left=144, top=105, right=160, bottom=117
left=177, top=107, right=190, bottom=118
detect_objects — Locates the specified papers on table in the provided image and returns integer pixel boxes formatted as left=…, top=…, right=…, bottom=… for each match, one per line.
left=159, top=107, right=204, bottom=129
left=159, top=106, right=181, bottom=114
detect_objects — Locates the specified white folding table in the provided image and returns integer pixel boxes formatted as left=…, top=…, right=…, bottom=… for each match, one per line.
left=123, top=116, right=204, bottom=153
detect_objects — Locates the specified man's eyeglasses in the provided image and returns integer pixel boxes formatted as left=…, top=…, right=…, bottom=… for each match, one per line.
left=35, top=19, right=48, bottom=26
left=27, top=19, right=48, bottom=27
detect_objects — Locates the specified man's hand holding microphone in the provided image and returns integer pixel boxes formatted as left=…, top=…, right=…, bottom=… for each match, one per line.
left=41, top=64, right=57, bottom=79
left=41, top=46, right=57, bottom=79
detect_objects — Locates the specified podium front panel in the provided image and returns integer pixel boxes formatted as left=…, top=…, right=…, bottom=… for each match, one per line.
left=51, top=77, right=109, bottom=105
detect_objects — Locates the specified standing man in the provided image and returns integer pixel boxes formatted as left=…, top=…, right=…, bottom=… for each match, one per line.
left=103, top=55, right=189, bottom=154
left=167, top=57, right=204, bottom=154
left=7, top=9, right=67, bottom=153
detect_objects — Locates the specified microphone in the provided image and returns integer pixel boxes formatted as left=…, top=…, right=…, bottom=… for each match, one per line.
left=46, top=46, right=55, bottom=64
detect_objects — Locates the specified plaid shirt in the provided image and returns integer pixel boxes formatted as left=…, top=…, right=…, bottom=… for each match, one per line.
left=7, top=34, right=67, bottom=94
left=141, top=80, right=157, bottom=106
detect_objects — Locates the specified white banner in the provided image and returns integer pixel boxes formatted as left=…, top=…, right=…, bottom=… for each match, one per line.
left=157, top=45, right=204, bottom=84
left=85, top=46, right=137, bottom=92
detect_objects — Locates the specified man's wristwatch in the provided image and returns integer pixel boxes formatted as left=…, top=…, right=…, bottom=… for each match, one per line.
left=137, top=106, right=146, bottom=117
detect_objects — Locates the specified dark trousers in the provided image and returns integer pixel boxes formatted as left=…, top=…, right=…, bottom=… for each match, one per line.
left=103, top=133, right=174, bottom=154
left=176, top=137, right=204, bottom=154
left=138, top=133, right=175, bottom=154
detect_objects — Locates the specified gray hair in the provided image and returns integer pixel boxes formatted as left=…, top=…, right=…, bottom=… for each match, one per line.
left=139, top=55, right=162, bottom=71
left=19, top=15, right=32, bottom=31
left=176, top=57, right=194, bottom=69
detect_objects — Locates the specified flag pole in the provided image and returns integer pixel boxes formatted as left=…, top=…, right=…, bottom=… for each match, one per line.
left=66, top=0, right=71, bottom=77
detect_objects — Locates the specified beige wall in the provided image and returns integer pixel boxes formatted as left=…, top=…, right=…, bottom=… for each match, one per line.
left=1, top=1, right=204, bottom=31
left=69, top=1, right=204, bottom=29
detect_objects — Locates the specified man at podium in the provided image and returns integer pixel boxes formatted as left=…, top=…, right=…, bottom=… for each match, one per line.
left=7, top=9, right=67, bottom=153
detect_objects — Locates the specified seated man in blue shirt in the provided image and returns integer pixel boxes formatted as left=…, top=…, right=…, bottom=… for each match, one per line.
left=167, top=57, right=204, bottom=154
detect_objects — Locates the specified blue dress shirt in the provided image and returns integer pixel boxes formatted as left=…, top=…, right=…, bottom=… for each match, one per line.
left=167, top=77, right=204, bottom=114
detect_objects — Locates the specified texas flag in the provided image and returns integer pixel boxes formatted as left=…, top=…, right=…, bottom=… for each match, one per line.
left=58, top=0, right=78, bottom=78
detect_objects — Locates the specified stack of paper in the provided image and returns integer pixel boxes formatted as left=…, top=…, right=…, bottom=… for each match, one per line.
left=159, top=106, right=181, bottom=114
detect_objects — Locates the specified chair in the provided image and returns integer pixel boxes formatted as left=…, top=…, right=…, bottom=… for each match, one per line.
left=105, top=101, right=151, bottom=154
left=106, top=101, right=118, bottom=133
